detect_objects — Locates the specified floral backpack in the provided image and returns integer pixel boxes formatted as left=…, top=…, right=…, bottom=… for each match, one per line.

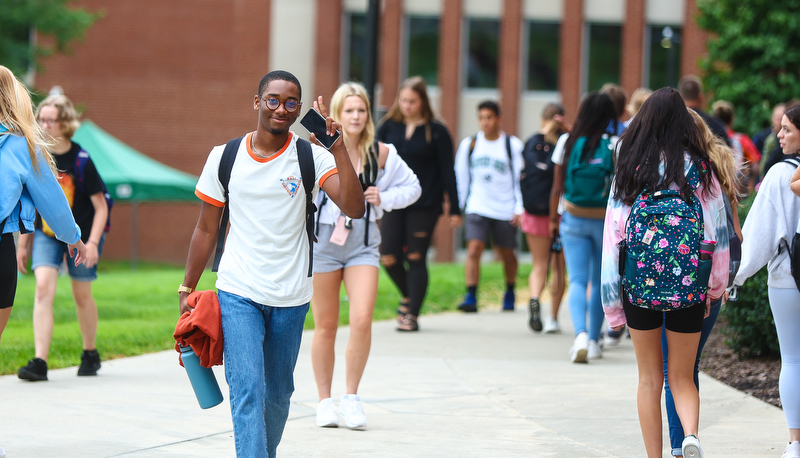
left=620, top=162, right=713, bottom=311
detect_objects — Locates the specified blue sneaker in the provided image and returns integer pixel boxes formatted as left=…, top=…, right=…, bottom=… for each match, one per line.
left=502, top=290, right=515, bottom=311
left=458, top=292, right=477, bottom=313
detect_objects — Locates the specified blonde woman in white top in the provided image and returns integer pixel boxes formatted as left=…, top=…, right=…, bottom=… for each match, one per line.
left=311, top=82, right=420, bottom=430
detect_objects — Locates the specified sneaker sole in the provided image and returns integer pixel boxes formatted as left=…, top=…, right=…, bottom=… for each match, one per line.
left=458, top=304, right=478, bottom=313
left=571, top=348, right=588, bottom=364
left=344, top=422, right=366, bottom=430
left=316, top=420, right=339, bottom=428
left=18, top=369, right=47, bottom=381
left=683, top=444, right=702, bottom=458
left=78, top=364, right=101, bottom=376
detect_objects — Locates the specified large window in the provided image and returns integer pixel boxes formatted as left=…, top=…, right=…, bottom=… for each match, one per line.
left=648, top=25, right=682, bottom=89
left=586, top=24, right=622, bottom=92
left=466, top=19, right=499, bottom=89
left=526, top=22, right=560, bottom=91
left=406, top=16, right=439, bottom=86
left=346, top=12, right=367, bottom=83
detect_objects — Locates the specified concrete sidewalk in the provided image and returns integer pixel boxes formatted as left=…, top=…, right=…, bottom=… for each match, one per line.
left=0, top=307, right=787, bottom=457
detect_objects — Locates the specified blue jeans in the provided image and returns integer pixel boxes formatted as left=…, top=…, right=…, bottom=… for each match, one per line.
left=560, top=212, right=605, bottom=341
left=662, top=299, right=722, bottom=456
left=218, top=290, right=309, bottom=458
left=31, top=230, right=104, bottom=280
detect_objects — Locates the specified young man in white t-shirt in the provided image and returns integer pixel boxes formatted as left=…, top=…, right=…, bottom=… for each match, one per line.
left=454, top=100, right=524, bottom=312
left=178, top=70, right=364, bottom=457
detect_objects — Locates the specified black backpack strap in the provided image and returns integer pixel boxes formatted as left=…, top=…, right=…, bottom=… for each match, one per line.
left=362, top=141, right=380, bottom=245
left=297, top=138, right=317, bottom=277
left=212, top=136, right=243, bottom=272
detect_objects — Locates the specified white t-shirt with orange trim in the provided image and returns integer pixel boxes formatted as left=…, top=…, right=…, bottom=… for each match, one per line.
left=195, top=131, right=338, bottom=307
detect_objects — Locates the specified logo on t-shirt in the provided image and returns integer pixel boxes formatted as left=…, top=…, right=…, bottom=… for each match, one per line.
left=280, top=175, right=302, bottom=197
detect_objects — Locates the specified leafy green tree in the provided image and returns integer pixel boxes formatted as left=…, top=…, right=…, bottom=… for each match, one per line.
left=697, top=0, right=800, bottom=135
left=0, top=0, right=101, bottom=78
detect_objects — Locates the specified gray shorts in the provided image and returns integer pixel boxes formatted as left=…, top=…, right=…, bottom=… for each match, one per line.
left=313, top=219, right=381, bottom=273
left=464, top=213, right=517, bottom=249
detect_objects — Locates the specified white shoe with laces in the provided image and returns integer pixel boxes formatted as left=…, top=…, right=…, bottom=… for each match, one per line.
left=569, top=332, right=589, bottom=363
left=315, top=397, right=339, bottom=427
left=782, top=441, right=800, bottom=458
left=339, top=394, right=367, bottom=430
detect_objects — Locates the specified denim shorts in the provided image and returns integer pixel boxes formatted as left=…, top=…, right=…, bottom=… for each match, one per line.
left=313, top=219, right=380, bottom=273
left=31, top=230, right=103, bottom=281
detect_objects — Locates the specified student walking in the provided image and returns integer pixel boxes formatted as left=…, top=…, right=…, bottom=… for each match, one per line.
left=660, top=109, right=742, bottom=458
left=737, top=105, right=800, bottom=458
left=16, top=94, right=107, bottom=381
left=0, top=66, right=86, bottom=344
left=179, top=70, right=365, bottom=457
left=520, top=103, right=567, bottom=333
left=549, top=92, right=618, bottom=363
left=310, top=82, right=420, bottom=430
left=376, top=76, right=461, bottom=331
left=602, top=87, right=729, bottom=458
left=454, top=100, right=524, bottom=313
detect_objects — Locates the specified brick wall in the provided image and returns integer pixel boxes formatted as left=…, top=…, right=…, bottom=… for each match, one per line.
left=559, top=0, right=584, bottom=121
left=36, top=0, right=272, bottom=264
left=621, top=0, right=645, bottom=97
left=681, top=0, right=708, bottom=80
left=499, top=0, right=523, bottom=137
left=314, top=0, right=343, bottom=102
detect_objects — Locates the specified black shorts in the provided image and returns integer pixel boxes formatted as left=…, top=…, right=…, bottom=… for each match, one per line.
left=0, top=232, right=17, bottom=310
left=622, top=289, right=704, bottom=333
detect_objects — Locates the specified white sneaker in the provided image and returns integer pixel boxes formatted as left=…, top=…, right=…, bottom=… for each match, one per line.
left=339, top=394, right=367, bottom=430
left=782, top=441, right=800, bottom=458
left=569, top=332, right=589, bottom=363
left=682, top=434, right=703, bottom=458
left=315, top=397, right=339, bottom=427
left=588, top=340, right=603, bottom=359
left=543, top=316, right=561, bottom=333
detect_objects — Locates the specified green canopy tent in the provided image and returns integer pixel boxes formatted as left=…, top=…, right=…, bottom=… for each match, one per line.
left=72, top=120, right=199, bottom=266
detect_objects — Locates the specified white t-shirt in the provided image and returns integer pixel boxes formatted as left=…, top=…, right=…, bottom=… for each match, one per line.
left=195, top=131, right=337, bottom=306
left=454, top=131, right=524, bottom=220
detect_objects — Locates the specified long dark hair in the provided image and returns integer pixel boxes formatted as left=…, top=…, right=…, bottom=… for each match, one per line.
left=614, top=87, right=712, bottom=206
left=560, top=92, right=616, bottom=175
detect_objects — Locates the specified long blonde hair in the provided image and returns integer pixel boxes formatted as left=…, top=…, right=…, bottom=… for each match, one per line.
left=0, top=65, right=54, bottom=173
left=330, top=82, right=375, bottom=172
left=689, top=109, right=739, bottom=203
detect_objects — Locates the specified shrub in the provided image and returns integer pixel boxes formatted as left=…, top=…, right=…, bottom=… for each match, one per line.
left=719, top=192, right=780, bottom=358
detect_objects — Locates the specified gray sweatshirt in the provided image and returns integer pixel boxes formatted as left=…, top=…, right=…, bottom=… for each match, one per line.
left=735, top=159, right=800, bottom=289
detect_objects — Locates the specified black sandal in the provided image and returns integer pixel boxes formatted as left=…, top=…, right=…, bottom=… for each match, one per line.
left=397, top=300, right=410, bottom=325
left=396, top=314, right=418, bottom=332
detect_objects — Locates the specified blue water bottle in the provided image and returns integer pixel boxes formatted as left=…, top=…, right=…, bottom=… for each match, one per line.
left=179, top=345, right=224, bottom=409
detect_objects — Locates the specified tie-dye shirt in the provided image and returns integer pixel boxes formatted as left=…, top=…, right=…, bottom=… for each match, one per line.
left=601, top=156, right=730, bottom=327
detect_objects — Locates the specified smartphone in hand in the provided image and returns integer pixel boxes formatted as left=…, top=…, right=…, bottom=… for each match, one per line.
left=300, top=109, right=340, bottom=149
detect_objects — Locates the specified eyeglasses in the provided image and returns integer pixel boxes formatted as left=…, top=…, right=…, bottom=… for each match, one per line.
left=38, top=118, right=60, bottom=126
left=259, top=96, right=300, bottom=113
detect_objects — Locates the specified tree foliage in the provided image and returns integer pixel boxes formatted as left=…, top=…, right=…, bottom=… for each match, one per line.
left=697, top=0, right=800, bottom=135
left=0, top=0, right=101, bottom=78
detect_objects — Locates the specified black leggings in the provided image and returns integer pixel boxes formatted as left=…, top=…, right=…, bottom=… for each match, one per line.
left=379, top=208, right=441, bottom=316
left=1, top=233, right=17, bottom=310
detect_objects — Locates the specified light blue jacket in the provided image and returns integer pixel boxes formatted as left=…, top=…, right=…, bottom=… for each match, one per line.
left=0, top=129, right=81, bottom=244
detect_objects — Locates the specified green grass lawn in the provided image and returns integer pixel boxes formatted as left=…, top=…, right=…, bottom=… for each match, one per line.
left=1, top=259, right=531, bottom=375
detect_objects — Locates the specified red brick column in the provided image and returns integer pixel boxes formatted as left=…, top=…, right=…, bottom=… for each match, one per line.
left=378, top=0, right=403, bottom=109
left=314, top=0, right=342, bottom=100
left=620, top=0, right=645, bottom=97
left=560, top=0, right=584, bottom=121
left=499, top=0, right=522, bottom=137
left=681, top=0, right=708, bottom=79
left=432, top=0, right=463, bottom=263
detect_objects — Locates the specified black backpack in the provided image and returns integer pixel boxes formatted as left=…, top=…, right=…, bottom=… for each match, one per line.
left=519, top=133, right=555, bottom=215
left=213, top=136, right=316, bottom=277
